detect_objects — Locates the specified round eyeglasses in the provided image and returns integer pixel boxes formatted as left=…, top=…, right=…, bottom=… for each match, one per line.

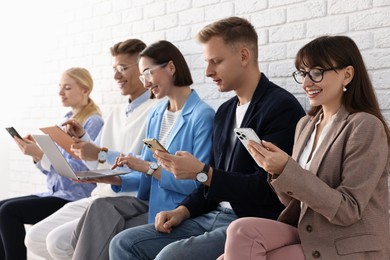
left=113, top=63, right=138, bottom=74
left=139, top=62, right=168, bottom=85
left=292, top=66, right=344, bottom=84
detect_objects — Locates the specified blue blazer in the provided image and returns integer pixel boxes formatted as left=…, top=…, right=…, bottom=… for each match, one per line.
left=181, top=73, right=306, bottom=219
left=121, top=90, right=214, bottom=223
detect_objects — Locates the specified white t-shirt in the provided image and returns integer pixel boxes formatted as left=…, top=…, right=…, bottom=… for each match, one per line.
left=220, top=101, right=251, bottom=210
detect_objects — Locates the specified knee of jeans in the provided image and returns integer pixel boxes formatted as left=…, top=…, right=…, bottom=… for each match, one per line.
left=110, top=231, right=141, bottom=258
left=109, top=233, right=123, bottom=257
left=156, top=242, right=185, bottom=260
left=109, top=233, right=123, bottom=252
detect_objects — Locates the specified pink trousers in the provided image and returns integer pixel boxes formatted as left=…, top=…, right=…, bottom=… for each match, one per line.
left=218, top=217, right=304, bottom=260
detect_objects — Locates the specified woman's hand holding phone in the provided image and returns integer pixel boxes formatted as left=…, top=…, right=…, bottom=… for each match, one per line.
left=234, top=128, right=262, bottom=148
left=234, top=128, right=288, bottom=174
left=246, top=138, right=289, bottom=176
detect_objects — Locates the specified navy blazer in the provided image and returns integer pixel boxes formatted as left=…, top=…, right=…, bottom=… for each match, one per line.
left=180, top=73, right=306, bottom=219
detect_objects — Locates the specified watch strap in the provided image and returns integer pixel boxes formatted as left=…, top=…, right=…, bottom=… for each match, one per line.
left=146, top=162, right=159, bottom=175
left=201, top=164, right=210, bottom=175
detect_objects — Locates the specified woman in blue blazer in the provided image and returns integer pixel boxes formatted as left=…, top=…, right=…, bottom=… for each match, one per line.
left=70, top=40, right=215, bottom=260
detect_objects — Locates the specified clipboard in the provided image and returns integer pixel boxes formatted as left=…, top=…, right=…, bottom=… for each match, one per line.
left=39, top=125, right=80, bottom=160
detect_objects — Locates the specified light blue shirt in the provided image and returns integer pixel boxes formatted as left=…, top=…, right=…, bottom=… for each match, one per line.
left=36, top=112, right=104, bottom=201
left=113, top=90, right=215, bottom=223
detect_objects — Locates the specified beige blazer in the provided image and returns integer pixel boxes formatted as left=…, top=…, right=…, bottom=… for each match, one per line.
left=271, top=106, right=390, bottom=259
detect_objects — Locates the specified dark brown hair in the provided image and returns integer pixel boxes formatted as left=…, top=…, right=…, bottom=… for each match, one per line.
left=197, top=16, right=258, bottom=62
left=139, top=40, right=193, bottom=86
left=295, top=35, right=390, bottom=145
left=110, top=39, right=155, bottom=98
left=110, top=39, right=146, bottom=57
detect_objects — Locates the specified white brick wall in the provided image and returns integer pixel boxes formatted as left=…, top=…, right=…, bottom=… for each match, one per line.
left=0, top=1, right=389, bottom=218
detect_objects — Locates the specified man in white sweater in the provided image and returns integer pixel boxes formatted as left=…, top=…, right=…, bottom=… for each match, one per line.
left=24, top=39, right=159, bottom=260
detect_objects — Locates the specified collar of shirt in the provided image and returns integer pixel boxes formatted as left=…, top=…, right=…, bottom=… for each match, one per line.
left=125, top=90, right=150, bottom=116
left=64, top=111, right=73, bottom=120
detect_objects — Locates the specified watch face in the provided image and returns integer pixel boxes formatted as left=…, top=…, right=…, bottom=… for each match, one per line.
left=196, top=172, right=208, bottom=182
left=150, top=162, right=159, bottom=170
left=98, top=151, right=107, bottom=161
left=146, top=162, right=159, bottom=175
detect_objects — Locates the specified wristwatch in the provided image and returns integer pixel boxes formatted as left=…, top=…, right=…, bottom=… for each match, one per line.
left=196, top=164, right=210, bottom=183
left=98, top=147, right=108, bottom=163
left=146, top=162, right=159, bottom=176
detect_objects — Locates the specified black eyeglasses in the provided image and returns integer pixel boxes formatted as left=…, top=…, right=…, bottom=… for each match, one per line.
left=292, top=66, right=344, bottom=84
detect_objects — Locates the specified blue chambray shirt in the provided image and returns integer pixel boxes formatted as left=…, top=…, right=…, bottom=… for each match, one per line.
left=35, top=111, right=104, bottom=201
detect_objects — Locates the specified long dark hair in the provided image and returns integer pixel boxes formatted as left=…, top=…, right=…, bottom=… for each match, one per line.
left=295, top=35, right=390, bottom=146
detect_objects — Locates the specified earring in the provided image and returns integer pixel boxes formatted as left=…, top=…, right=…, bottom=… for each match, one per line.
left=343, top=87, right=347, bottom=92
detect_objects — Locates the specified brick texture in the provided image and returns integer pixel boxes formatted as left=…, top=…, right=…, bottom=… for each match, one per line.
left=1, top=1, right=389, bottom=224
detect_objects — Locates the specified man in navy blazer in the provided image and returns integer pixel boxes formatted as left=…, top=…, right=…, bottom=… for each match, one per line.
left=109, top=17, right=306, bottom=260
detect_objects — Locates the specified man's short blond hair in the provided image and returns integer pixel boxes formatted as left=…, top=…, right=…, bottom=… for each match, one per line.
left=197, top=16, right=258, bottom=61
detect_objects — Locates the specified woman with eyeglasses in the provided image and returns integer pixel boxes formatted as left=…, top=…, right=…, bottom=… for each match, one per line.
left=69, top=40, right=215, bottom=260
left=0, top=67, right=103, bottom=260
left=218, top=35, right=390, bottom=259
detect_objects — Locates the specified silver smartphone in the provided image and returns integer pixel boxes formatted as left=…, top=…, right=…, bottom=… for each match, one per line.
left=234, top=128, right=262, bottom=149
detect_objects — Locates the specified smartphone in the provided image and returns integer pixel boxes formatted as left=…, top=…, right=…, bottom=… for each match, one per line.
left=143, top=138, right=169, bottom=154
left=234, top=128, right=262, bottom=149
left=5, top=127, right=23, bottom=139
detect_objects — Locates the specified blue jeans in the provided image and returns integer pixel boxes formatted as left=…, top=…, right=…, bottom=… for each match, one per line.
left=109, top=207, right=238, bottom=260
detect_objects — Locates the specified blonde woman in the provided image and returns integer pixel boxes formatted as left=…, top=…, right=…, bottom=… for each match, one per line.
left=0, top=67, right=103, bottom=260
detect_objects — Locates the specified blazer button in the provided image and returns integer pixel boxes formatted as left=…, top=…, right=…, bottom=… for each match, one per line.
left=306, top=225, right=312, bottom=232
left=312, top=251, right=321, bottom=258
left=287, top=191, right=293, bottom=195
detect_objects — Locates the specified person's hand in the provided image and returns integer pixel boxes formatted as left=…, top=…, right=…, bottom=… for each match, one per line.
left=112, top=155, right=149, bottom=174
left=70, top=139, right=100, bottom=161
left=62, top=119, right=85, bottom=138
left=247, top=140, right=289, bottom=175
left=72, top=175, right=122, bottom=185
left=155, top=206, right=190, bottom=233
left=14, top=135, right=44, bottom=162
left=154, top=150, right=203, bottom=180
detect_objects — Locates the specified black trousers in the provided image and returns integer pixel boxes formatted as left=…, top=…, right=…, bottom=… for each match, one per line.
left=0, top=195, right=69, bottom=260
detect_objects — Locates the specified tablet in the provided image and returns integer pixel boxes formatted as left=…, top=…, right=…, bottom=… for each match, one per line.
left=40, top=125, right=80, bottom=160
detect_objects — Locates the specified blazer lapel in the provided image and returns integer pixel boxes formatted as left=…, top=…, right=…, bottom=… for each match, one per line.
left=165, top=90, right=197, bottom=150
left=292, top=116, right=317, bottom=162
left=308, top=106, right=350, bottom=176
left=214, top=97, right=238, bottom=170
left=297, top=106, right=350, bottom=218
